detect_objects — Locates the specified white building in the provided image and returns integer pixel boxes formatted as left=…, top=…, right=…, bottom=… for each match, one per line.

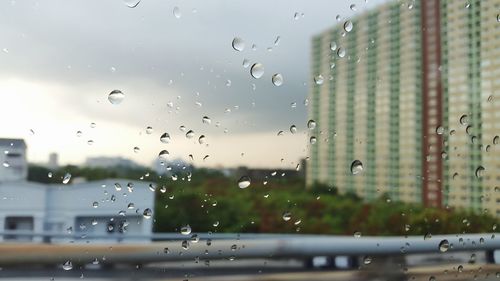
left=0, top=139, right=155, bottom=243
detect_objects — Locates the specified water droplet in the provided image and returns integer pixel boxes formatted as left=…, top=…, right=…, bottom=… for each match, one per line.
left=158, top=150, right=170, bottom=159
left=62, top=173, right=71, bottom=184
left=307, top=120, right=316, bottom=130
left=232, top=37, right=245, bottom=52
left=250, top=63, right=264, bottom=79
left=114, top=183, right=122, bottom=191
left=354, top=231, right=362, bottom=238
left=62, top=260, right=73, bottom=271
left=143, top=208, right=152, bottom=219
left=457, top=264, right=463, bottom=272
left=363, top=256, right=372, bottom=265
left=330, top=41, right=337, bottom=51
left=87, top=140, right=94, bottom=145
left=123, top=0, right=140, bottom=8
left=290, top=125, right=297, bottom=134
left=146, top=126, right=153, bottom=134
left=181, top=240, right=189, bottom=250
left=173, top=6, right=181, bottom=18
left=497, top=14, right=500, bottom=22
left=198, top=135, right=206, bottom=144
left=436, top=126, right=445, bottom=135
left=108, top=90, right=125, bottom=105
left=459, top=114, right=469, bottom=125
left=133, top=146, right=140, bottom=153
left=350, top=4, right=357, bottom=11
left=350, top=160, right=363, bottom=175
left=181, top=225, right=192, bottom=235
left=271, top=73, right=283, bottom=86
left=438, top=239, right=449, bottom=252
left=281, top=211, right=292, bottom=221
left=237, top=176, right=251, bottom=189
left=76, top=131, right=82, bottom=137
left=92, top=201, right=99, bottom=208
left=494, top=136, right=499, bottom=145
left=242, top=59, right=250, bottom=68
left=148, top=183, right=156, bottom=192
left=314, top=75, right=324, bottom=85
left=429, top=276, right=436, bottom=281
left=337, top=47, right=346, bottom=58
left=424, top=233, right=432, bottom=240
left=186, top=130, right=195, bottom=139
left=160, top=133, right=171, bottom=144
left=127, top=203, right=135, bottom=209
left=202, top=116, right=211, bottom=124
left=343, top=20, right=353, bottom=32
left=475, top=166, right=485, bottom=179
left=309, top=136, right=317, bottom=144
left=225, top=80, right=231, bottom=87
left=277, top=130, right=284, bottom=136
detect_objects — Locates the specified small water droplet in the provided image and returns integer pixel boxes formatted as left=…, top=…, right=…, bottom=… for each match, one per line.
left=76, top=131, right=82, bottom=137
left=143, top=208, right=152, bottom=219
left=160, top=133, right=171, bottom=144
left=350, top=160, right=363, bottom=175
left=232, top=37, right=245, bottom=52
left=62, top=173, right=71, bottom=184
left=87, top=140, right=94, bottom=145
left=181, top=225, right=192, bottom=235
left=198, top=135, right=206, bottom=144
left=108, top=90, right=125, bottom=105
left=92, top=201, right=99, bottom=208
left=354, top=231, right=362, bottom=238
left=127, top=203, right=135, bottom=209
left=282, top=211, right=291, bottom=221
left=330, top=41, right=337, bottom=51
left=250, top=63, right=264, bottom=79
left=307, top=120, right=316, bottom=130
left=337, top=47, right=346, bottom=58
left=271, top=73, right=283, bottom=86
left=62, top=261, right=73, bottom=271
left=493, top=136, right=499, bottom=145
left=158, top=150, right=170, bottom=159
left=181, top=240, right=189, bottom=250
left=309, top=136, right=317, bottom=144
left=290, top=125, right=297, bottom=134
left=343, top=20, right=353, bottom=32
left=314, top=75, right=324, bottom=85
left=438, top=239, right=449, bottom=252
left=114, top=183, right=122, bottom=191
left=173, top=6, right=181, bottom=18
left=363, top=256, right=372, bottom=265
left=123, top=0, right=140, bottom=8
left=202, top=116, right=211, bottom=124
left=475, top=166, right=485, bottom=179
left=146, top=126, right=153, bottom=134
left=242, top=58, right=250, bottom=68
left=429, top=276, right=436, bottom=281
left=350, top=4, right=357, bottom=11
left=459, top=114, right=469, bottom=125
left=237, top=176, right=251, bottom=189
left=424, top=233, right=432, bottom=240
left=436, top=126, right=445, bottom=135
left=133, top=146, right=140, bottom=153
left=186, top=130, right=195, bottom=139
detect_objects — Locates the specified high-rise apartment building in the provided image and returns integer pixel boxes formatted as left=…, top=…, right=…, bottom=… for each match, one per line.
left=307, top=0, right=500, bottom=216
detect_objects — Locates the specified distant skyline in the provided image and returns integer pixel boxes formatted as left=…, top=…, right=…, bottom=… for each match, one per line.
left=0, top=0, right=386, bottom=169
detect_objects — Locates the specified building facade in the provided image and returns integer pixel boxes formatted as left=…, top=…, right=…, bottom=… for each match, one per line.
left=307, top=0, right=500, bottom=216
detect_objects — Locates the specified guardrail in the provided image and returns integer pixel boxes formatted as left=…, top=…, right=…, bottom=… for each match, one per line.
left=0, top=231, right=498, bottom=265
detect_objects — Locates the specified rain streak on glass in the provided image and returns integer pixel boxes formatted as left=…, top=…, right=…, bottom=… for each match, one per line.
left=250, top=63, right=264, bottom=79
left=108, top=90, right=125, bottom=105
left=350, top=160, right=363, bottom=175
left=438, top=239, right=450, bottom=252
left=271, top=73, right=284, bottom=86
left=237, top=176, right=251, bottom=189
left=232, top=37, right=245, bottom=52
left=160, top=133, right=171, bottom=144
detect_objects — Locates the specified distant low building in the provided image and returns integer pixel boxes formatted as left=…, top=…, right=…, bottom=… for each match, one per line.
left=0, top=139, right=155, bottom=243
left=85, top=156, right=142, bottom=169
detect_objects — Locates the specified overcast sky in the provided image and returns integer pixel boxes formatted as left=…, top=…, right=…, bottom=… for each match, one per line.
left=0, top=0, right=386, bottom=169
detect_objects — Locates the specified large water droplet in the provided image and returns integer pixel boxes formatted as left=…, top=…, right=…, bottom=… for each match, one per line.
left=158, top=150, right=170, bottom=159
left=232, top=37, right=245, bottom=52
left=108, top=90, right=125, bottom=105
left=271, top=73, right=283, bottom=86
left=123, top=0, right=140, bottom=8
left=237, top=176, right=251, bottom=189
left=343, top=20, right=353, bottom=32
left=160, top=133, right=171, bottom=144
left=62, top=173, right=71, bottom=184
left=143, top=208, right=152, bottom=219
left=250, top=63, right=264, bottom=79
left=173, top=6, right=181, bottom=18
left=181, top=225, right=192, bottom=235
left=350, top=160, right=363, bottom=175
left=438, top=239, right=449, bottom=252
